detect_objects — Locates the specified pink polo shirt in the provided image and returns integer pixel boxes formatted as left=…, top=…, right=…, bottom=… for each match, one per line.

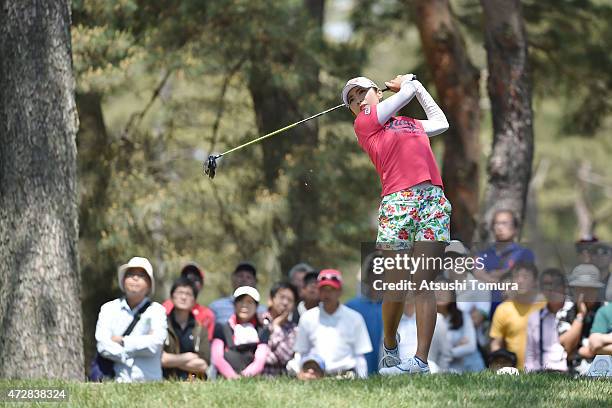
left=354, top=104, right=443, bottom=197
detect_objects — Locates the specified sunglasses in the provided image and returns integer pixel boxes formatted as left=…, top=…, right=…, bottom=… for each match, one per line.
left=125, top=270, right=148, bottom=279
left=318, top=273, right=342, bottom=283
left=590, top=248, right=612, bottom=256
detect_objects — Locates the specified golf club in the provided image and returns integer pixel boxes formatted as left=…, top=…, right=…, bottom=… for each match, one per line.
left=204, top=78, right=416, bottom=179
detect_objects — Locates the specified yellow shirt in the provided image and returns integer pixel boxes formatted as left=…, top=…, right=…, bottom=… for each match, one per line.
left=489, top=300, right=545, bottom=369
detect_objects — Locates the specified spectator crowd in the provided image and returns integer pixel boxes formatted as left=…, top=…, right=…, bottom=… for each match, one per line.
left=93, top=209, right=612, bottom=382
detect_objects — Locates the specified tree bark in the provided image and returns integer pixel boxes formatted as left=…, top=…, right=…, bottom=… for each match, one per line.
left=413, top=0, right=481, bottom=245
left=478, top=0, right=534, bottom=242
left=0, top=0, right=84, bottom=379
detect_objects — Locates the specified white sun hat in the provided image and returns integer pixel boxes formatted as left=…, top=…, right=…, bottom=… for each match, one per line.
left=118, top=256, right=155, bottom=294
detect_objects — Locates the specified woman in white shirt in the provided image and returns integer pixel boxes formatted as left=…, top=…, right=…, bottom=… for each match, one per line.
left=436, top=284, right=485, bottom=373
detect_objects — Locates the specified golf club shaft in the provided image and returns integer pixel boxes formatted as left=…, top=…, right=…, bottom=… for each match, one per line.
left=216, top=103, right=345, bottom=158
left=215, top=86, right=391, bottom=159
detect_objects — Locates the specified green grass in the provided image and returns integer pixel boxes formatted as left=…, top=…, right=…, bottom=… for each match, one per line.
left=1, top=373, right=610, bottom=408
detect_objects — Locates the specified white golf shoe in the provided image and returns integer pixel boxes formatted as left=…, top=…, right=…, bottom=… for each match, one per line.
left=379, top=356, right=430, bottom=376
left=378, top=333, right=402, bottom=372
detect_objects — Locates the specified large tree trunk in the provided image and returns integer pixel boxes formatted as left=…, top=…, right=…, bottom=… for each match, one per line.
left=247, top=0, right=324, bottom=275
left=0, top=0, right=84, bottom=379
left=413, top=0, right=481, bottom=245
left=478, top=0, right=534, bottom=242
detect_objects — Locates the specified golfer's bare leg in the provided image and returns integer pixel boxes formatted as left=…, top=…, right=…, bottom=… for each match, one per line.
left=381, top=248, right=410, bottom=349
left=382, top=300, right=405, bottom=348
left=412, top=241, right=445, bottom=362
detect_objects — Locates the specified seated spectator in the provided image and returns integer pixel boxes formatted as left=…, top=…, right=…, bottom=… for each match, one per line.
left=397, top=298, right=451, bottom=373
left=95, top=257, right=167, bottom=382
left=297, top=355, right=326, bottom=380
left=162, top=262, right=215, bottom=340
left=473, top=209, right=535, bottom=318
left=294, top=269, right=372, bottom=378
left=489, top=262, right=545, bottom=370
left=346, top=252, right=383, bottom=376
left=211, top=287, right=269, bottom=379
left=499, top=271, right=515, bottom=302
left=588, top=302, right=612, bottom=355
left=525, top=268, right=568, bottom=372
left=161, top=277, right=211, bottom=380
left=261, top=282, right=299, bottom=376
left=288, top=262, right=315, bottom=295
left=587, top=242, right=612, bottom=301
left=488, top=349, right=517, bottom=372
left=296, top=271, right=319, bottom=318
left=575, top=236, right=598, bottom=264
left=436, top=283, right=484, bottom=373
left=209, top=262, right=266, bottom=323
left=558, top=264, right=604, bottom=374
left=444, top=241, right=491, bottom=360
left=444, top=240, right=490, bottom=316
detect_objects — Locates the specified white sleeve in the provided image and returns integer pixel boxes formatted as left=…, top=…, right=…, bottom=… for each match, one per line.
left=294, top=318, right=312, bottom=355
left=353, top=314, right=373, bottom=355
left=414, top=82, right=449, bottom=137
left=122, top=303, right=167, bottom=357
left=375, top=80, right=418, bottom=125
left=450, top=312, right=478, bottom=358
left=95, top=303, right=131, bottom=364
left=355, top=355, right=369, bottom=378
left=433, top=315, right=452, bottom=371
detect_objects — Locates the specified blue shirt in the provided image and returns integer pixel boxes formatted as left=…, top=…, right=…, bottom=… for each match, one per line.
left=478, top=242, right=535, bottom=317
left=345, top=296, right=383, bottom=375
left=478, top=242, right=535, bottom=272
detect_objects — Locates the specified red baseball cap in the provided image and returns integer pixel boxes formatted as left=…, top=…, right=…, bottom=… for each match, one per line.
left=317, top=269, right=343, bottom=290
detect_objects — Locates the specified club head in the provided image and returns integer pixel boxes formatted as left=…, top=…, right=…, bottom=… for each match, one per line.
left=204, top=155, right=218, bottom=179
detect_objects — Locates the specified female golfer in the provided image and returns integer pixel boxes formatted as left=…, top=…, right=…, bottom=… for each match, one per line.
left=342, top=74, right=451, bottom=375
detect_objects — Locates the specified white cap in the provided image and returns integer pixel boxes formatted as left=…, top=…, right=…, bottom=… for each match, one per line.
left=233, top=286, right=260, bottom=303
left=341, top=76, right=379, bottom=107
left=445, top=240, right=468, bottom=256
left=118, top=257, right=155, bottom=294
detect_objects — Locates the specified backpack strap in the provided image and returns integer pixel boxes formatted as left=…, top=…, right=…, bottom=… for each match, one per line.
left=193, top=324, right=203, bottom=353
left=122, top=301, right=152, bottom=336
left=221, top=322, right=236, bottom=349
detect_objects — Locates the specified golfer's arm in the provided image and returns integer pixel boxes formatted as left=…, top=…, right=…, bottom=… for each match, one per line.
left=376, top=80, right=417, bottom=125
left=414, top=83, right=449, bottom=137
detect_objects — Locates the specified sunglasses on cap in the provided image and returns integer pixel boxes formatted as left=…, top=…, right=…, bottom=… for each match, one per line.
left=590, top=247, right=612, bottom=256
left=317, top=273, right=342, bottom=283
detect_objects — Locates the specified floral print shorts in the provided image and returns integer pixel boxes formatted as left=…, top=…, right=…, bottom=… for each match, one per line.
left=376, top=185, right=452, bottom=250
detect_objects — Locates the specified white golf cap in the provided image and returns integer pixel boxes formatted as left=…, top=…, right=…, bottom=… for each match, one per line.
left=341, top=76, right=380, bottom=107
left=233, top=286, right=261, bottom=303
left=445, top=240, right=468, bottom=256
left=118, top=256, right=155, bottom=294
